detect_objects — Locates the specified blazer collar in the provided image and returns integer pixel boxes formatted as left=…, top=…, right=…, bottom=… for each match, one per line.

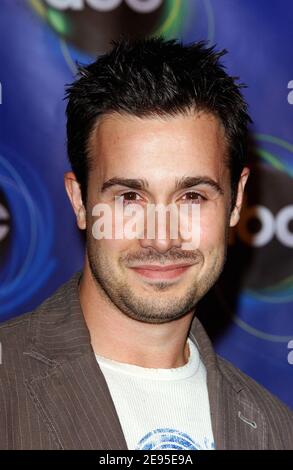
left=24, top=271, right=266, bottom=450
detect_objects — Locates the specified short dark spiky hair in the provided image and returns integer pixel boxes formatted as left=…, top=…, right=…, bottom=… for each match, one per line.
left=65, top=36, right=251, bottom=207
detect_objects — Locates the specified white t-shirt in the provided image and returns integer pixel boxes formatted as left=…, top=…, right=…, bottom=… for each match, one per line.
left=95, top=338, right=215, bottom=450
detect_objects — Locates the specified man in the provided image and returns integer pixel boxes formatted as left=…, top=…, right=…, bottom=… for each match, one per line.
left=0, top=37, right=292, bottom=450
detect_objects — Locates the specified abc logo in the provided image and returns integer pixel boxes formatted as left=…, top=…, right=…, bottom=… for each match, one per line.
left=42, top=0, right=165, bottom=56
left=0, top=201, right=10, bottom=243
left=0, top=192, right=10, bottom=268
left=45, top=0, right=163, bottom=13
left=237, top=204, right=293, bottom=248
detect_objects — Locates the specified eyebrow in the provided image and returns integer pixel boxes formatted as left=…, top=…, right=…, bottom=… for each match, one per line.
left=101, top=176, right=224, bottom=195
left=175, top=176, right=224, bottom=194
left=101, top=178, right=149, bottom=192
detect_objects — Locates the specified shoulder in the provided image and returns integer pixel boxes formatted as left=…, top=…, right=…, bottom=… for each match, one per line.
left=0, top=271, right=81, bottom=350
left=217, top=354, right=293, bottom=448
left=217, top=354, right=292, bottom=415
left=0, top=310, right=32, bottom=348
left=0, top=309, right=36, bottom=385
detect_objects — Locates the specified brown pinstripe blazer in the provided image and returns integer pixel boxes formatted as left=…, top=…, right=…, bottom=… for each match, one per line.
left=0, top=271, right=292, bottom=450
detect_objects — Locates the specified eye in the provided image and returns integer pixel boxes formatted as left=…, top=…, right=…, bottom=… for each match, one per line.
left=181, top=192, right=206, bottom=204
left=119, top=191, right=143, bottom=205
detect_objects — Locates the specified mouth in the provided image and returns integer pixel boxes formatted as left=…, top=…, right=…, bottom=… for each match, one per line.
left=128, top=263, right=195, bottom=280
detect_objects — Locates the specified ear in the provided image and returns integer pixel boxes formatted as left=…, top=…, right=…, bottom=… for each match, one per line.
left=64, top=172, right=86, bottom=230
left=229, top=167, right=250, bottom=227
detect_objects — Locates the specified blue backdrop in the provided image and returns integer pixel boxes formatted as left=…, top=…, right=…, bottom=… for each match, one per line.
left=0, top=0, right=292, bottom=408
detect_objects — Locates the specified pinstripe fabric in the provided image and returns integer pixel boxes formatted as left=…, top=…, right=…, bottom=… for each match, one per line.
left=0, top=271, right=292, bottom=449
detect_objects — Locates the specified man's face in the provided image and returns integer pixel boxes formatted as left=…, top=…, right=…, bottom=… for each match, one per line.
left=82, top=111, right=245, bottom=323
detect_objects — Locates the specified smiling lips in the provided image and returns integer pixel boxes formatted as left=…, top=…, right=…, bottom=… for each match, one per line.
left=129, top=263, right=195, bottom=280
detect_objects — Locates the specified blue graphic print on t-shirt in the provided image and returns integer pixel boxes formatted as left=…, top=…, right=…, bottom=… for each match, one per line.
left=136, top=428, right=215, bottom=450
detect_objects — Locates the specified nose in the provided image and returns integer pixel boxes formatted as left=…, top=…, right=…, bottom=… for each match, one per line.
left=139, top=235, right=182, bottom=253
left=138, top=206, right=182, bottom=253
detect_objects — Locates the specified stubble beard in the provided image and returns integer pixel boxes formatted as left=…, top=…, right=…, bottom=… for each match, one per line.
left=87, top=240, right=226, bottom=325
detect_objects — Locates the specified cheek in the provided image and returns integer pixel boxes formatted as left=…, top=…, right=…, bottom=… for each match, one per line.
left=198, top=205, right=227, bottom=249
left=95, top=238, right=137, bottom=266
left=95, top=237, right=128, bottom=253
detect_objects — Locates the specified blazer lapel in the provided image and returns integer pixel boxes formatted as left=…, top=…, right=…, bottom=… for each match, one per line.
left=24, top=272, right=128, bottom=450
left=190, top=319, right=267, bottom=450
left=24, top=350, right=127, bottom=450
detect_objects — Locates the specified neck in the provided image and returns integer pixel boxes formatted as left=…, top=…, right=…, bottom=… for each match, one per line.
left=79, top=258, right=194, bottom=369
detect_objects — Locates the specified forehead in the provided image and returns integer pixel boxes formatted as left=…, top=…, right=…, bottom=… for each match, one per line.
left=88, top=111, right=228, bottom=184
